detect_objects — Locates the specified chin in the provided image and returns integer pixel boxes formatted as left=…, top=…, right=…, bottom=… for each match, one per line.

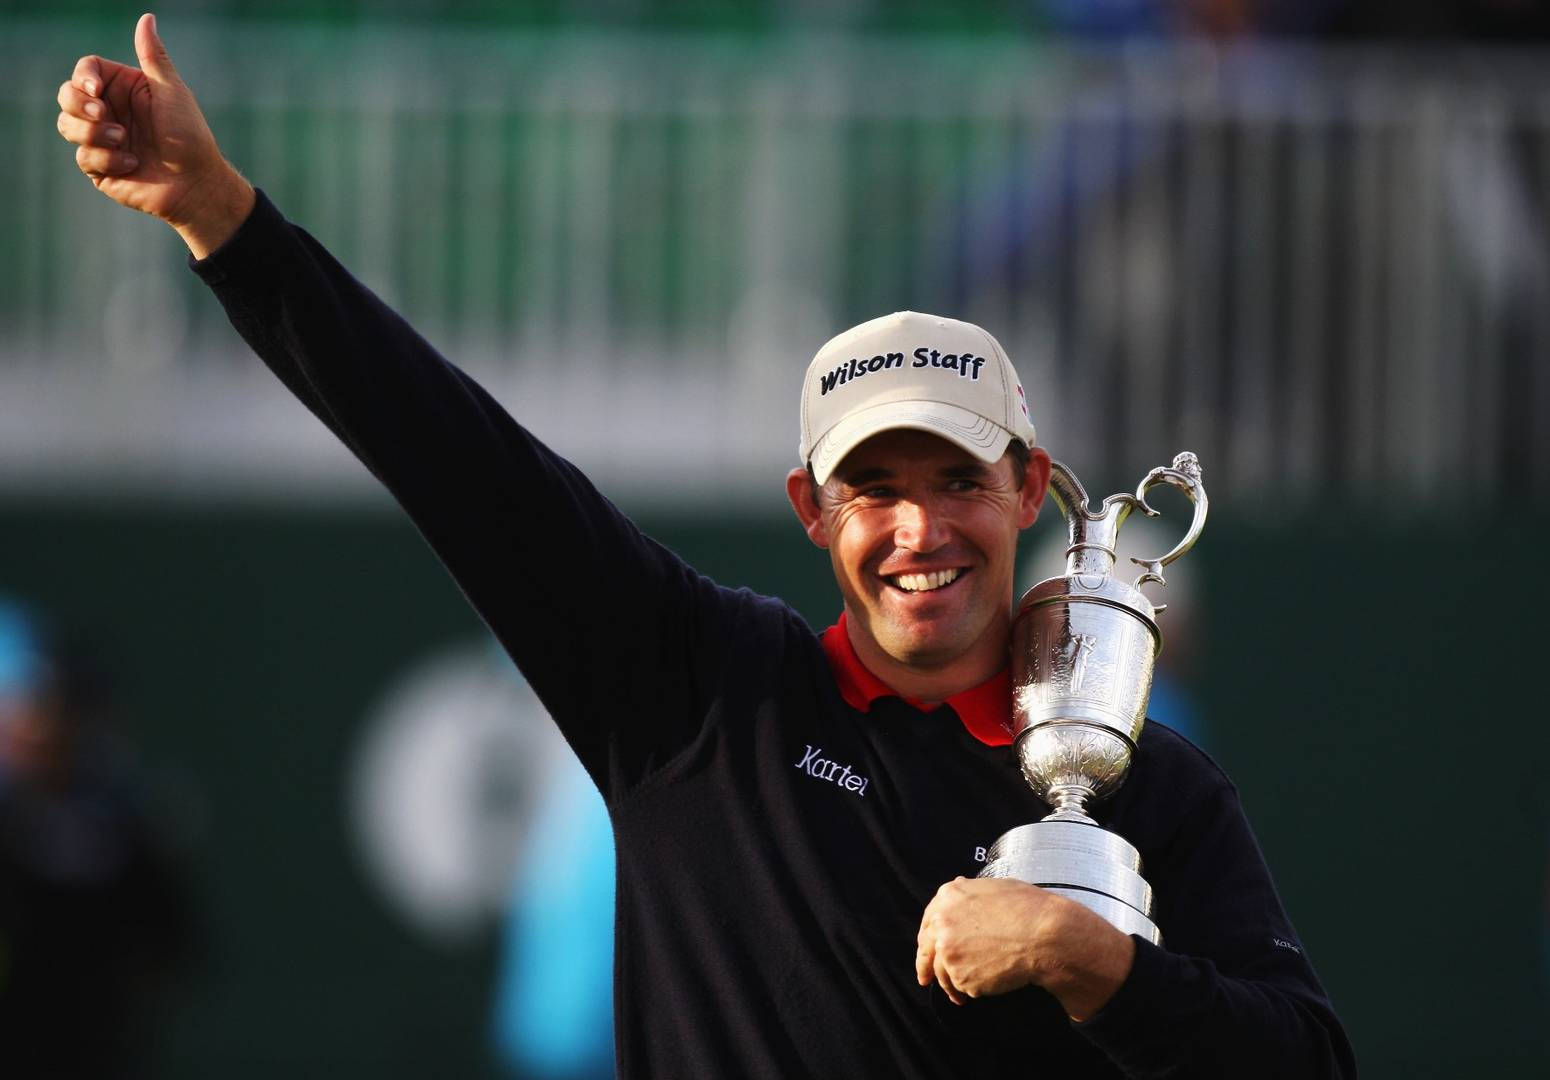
left=877, top=626, right=968, bottom=670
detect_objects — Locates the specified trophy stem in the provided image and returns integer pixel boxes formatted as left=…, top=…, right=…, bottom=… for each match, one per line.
left=1041, top=784, right=1097, bottom=824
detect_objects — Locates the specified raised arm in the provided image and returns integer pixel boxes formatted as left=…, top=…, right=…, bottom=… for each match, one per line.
left=56, top=13, right=253, bottom=258
left=55, top=17, right=742, bottom=804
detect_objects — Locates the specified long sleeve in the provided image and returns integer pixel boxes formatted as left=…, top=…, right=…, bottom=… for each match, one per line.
left=186, top=192, right=1357, bottom=1079
left=1077, top=738, right=1359, bottom=1078
left=189, top=190, right=739, bottom=803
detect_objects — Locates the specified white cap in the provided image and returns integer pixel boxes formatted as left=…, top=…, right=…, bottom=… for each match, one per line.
left=798, top=311, right=1037, bottom=484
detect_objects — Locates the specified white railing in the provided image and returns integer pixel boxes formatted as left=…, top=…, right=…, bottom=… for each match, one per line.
left=3, top=21, right=1546, bottom=504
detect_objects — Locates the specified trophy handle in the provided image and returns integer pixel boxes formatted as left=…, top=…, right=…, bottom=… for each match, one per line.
left=1129, top=451, right=1209, bottom=590
left=1045, top=460, right=1092, bottom=522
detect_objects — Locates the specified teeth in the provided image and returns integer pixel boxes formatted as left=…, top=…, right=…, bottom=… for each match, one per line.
left=893, top=568, right=962, bottom=592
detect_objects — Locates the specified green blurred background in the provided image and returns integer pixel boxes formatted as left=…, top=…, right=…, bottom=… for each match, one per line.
left=2, top=1, right=1548, bottom=1076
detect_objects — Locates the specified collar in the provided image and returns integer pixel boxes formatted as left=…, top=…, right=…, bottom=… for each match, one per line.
left=820, top=611, right=1014, bottom=747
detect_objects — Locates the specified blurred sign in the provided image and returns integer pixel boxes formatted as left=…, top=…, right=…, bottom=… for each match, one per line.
left=347, top=640, right=559, bottom=942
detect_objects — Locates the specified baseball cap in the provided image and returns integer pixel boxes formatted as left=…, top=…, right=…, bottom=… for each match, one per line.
left=798, top=311, right=1037, bottom=484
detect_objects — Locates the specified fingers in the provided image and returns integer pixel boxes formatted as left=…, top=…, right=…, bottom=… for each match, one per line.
left=932, top=950, right=965, bottom=1006
left=134, top=12, right=183, bottom=87
left=75, top=142, right=139, bottom=179
left=916, top=884, right=948, bottom=989
left=58, top=81, right=131, bottom=167
left=57, top=107, right=126, bottom=148
left=66, top=54, right=142, bottom=128
left=915, top=938, right=933, bottom=987
left=917, top=904, right=963, bottom=1003
left=58, top=80, right=101, bottom=122
left=70, top=54, right=107, bottom=98
left=69, top=53, right=139, bottom=98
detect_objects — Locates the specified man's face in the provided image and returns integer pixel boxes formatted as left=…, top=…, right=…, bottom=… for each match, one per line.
left=788, top=430, right=1049, bottom=675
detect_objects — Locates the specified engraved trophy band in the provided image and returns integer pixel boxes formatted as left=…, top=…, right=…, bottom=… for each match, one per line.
left=978, top=452, right=1208, bottom=946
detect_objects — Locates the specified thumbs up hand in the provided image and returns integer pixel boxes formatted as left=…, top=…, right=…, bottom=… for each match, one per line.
left=56, top=13, right=253, bottom=257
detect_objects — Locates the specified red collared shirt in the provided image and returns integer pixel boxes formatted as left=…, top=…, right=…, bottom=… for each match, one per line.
left=820, top=611, right=1014, bottom=747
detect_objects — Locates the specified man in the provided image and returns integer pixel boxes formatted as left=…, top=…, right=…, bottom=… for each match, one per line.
left=56, top=16, right=1355, bottom=1077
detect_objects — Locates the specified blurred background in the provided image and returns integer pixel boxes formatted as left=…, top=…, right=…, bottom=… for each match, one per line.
left=1, top=0, right=1547, bottom=1076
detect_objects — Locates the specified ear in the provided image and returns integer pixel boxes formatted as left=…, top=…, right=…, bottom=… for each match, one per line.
left=785, top=467, right=830, bottom=548
left=1017, top=447, right=1052, bottom=531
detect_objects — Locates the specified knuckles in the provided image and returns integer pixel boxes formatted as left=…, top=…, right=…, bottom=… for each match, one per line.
left=931, top=876, right=969, bottom=906
left=934, top=934, right=964, bottom=966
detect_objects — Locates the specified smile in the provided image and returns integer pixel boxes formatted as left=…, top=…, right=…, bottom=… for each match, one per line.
left=886, top=568, right=965, bottom=593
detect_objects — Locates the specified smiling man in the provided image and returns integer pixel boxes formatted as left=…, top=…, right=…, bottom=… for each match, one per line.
left=56, top=16, right=1355, bottom=1078
left=788, top=313, right=1050, bottom=704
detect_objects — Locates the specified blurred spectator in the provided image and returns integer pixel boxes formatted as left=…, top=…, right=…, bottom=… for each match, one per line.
left=0, top=599, right=195, bottom=1079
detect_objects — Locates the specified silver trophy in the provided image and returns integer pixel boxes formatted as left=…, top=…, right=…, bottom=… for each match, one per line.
left=979, top=452, right=1208, bottom=945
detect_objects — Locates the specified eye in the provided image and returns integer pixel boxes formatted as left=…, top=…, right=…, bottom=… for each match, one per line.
left=946, top=478, right=981, bottom=493
left=859, top=485, right=895, bottom=499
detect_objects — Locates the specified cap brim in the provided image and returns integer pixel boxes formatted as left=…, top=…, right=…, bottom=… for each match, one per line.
left=808, top=399, right=1014, bottom=485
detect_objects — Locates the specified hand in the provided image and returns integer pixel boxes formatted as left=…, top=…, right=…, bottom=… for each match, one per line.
left=915, top=876, right=1135, bottom=1021
left=56, top=12, right=253, bottom=257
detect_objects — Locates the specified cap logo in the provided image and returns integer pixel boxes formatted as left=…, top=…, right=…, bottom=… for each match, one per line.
left=816, top=346, right=989, bottom=396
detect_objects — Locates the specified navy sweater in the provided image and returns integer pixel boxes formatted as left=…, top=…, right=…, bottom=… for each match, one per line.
left=191, top=191, right=1356, bottom=1079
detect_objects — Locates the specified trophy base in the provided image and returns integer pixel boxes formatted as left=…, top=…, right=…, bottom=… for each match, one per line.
left=979, top=819, right=1161, bottom=945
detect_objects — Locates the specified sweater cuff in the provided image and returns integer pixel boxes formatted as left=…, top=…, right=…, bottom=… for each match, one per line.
left=1072, top=936, right=1210, bottom=1075
left=186, top=188, right=287, bottom=296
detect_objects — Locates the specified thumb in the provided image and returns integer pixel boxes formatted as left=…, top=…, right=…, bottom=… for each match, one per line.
left=133, top=12, right=183, bottom=86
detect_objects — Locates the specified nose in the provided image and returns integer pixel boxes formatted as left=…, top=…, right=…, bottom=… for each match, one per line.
left=893, top=495, right=951, bottom=553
